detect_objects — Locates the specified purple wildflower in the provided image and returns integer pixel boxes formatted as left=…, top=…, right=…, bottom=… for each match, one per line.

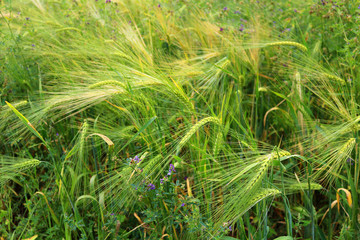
left=220, top=27, right=224, bottom=32
left=169, top=163, right=175, bottom=171
left=32, top=44, right=35, bottom=47
left=234, top=10, right=241, bottom=14
left=229, top=226, right=232, bottom=231
left=223, top=7, right=228, bottom=11
left=239, top=24, right=244, bottom=32
left=106, top=0, right=111, bottom=3
left=110, top=213, right=115, bottom=216
left=347, top=158, right=354, bottom=165
left=26, top=17, right=30, bottom=20
left=282, top=28, right=291, bottom=33
left=56, top=133, right=59, bottom=136
left=160, top=178, right=164, bottom=184
left=294, top=9, right=298, bottom=12
left=181, top=203, right=185, bottom=207
left=148, top=183, right=155, bottom=190
left=158, top=4, right=161, bottom=8
left=358, top=5, right=360, bottom=9
left=134, top=155, right=140, bottom=162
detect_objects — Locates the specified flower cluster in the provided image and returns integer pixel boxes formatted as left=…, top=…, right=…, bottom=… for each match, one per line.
left=129, top=155, right=141, bottom=165
left=160, top=163, right=177, bottom=184
left=148, top=183, right=155, bottom=190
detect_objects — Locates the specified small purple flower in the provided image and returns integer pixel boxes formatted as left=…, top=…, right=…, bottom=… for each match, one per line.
left=157, top=4, right=161, bottom=8
left=181, top=203, right=185, bottom=207
left=234, top=10, right=241, bottom=14
left=294, top=9, right=298, bottom=12
left=106, top=0, right=111, bottom=3
left=169, top=163, right=176, bottom=173
left=239, top=24, right=244, bottom=32
left=26, top=17, right=30, bottom=20
left=282, top=28, right=291, bottom=33
left=148, top=183, right=155, bottom=190
left=110, top=213, right=115, bottom=216
left=223, top=7, right=228, bottom=11
left=160, top=178, right=164, bottom=184
left=134, top=155, right=140, bottom=162
left=32, top=44, right=35, bottom=47
left=358, top=5, right=360, bottom=9
left=229, top=226, right=232, bottom=231
left=56, top=133, right=59, bottom=136
left=220, top=27, right=224, bottom=32
left=347, top=158, right=354, bottom=165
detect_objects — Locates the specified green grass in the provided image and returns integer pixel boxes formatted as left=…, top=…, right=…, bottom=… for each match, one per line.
left=0, top=0, right=359, bottom=239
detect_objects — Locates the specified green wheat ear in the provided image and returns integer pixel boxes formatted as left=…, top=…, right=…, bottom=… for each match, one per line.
left=89, top=80, right=125, bottom=89
left=242, top=188, right=281, bottom=212
left=0, top=158, right=41, bottom=185
left=322, top=73, right=346, bottom=84
left=178, top=117, right=221, bottom=149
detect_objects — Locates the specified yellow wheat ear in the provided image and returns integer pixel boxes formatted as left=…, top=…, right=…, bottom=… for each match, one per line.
left=266, top=41, right=308, bottom=52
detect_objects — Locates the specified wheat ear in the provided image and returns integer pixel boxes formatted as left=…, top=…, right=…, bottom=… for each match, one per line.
left=266, top=41, right=307, bottom=52
left=178, top=117, right=221, bottom=150
left=89, top=80, right=125, bottom=89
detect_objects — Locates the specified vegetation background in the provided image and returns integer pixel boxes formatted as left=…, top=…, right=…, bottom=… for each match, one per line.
left=1, top=0, right=359, bottom=239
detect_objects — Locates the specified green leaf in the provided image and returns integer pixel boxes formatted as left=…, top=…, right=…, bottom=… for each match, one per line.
left=118, top=116, right=157, bottom=152
left=273, top=236, right=293, bottom=240
left=5, top=101, right=48, bottom=148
